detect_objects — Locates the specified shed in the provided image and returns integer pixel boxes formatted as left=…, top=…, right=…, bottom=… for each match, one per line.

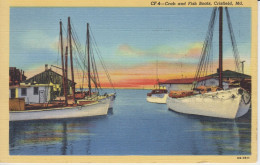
left=24, top=66, right=75, bottom=97
left=160, top=77, right=229, bottom=91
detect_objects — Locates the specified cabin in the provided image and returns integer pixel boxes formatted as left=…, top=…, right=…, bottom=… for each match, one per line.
left=160, top=77, right=229, bottom=91
left=9, top=83, right=54, bottom=104
left=208, top=70, right=251, bottom=92
left=23, top=64, right=76, bottom=97
left=207, top=70, right=251, bottom=81
left=160, top=70, right=251, bottom=92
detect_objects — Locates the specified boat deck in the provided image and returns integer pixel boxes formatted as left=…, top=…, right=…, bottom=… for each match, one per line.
left=25, top=100, right=96, bottom=110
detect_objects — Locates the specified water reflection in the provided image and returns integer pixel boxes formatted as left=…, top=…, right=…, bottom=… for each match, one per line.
left=168, top=109, right=251, bottom=155
left=108, top=108, right=114, bottom=115
left=9, top=116, right=107, bottom=155
left=61, top=122, right=67, bottom=155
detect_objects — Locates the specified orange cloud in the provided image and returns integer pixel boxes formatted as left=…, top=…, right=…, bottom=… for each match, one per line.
left=116, top=42, right=203, bottom=62
left=161, top=42, right=203, bottom=59
left=117, top=44, right=145, bottom=56
left=23, top=55, right=248, bottom=89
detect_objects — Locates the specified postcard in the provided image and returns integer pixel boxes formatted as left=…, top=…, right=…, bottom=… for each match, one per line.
left=0, top=0, right=258, bottom=163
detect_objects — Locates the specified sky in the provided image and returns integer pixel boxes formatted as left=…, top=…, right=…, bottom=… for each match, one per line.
left=10, top=7, right=251, bottom=89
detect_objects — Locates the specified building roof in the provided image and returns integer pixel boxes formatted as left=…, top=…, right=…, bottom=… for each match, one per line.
left=160, top=76, right=212, bottom=84
left=24, top=69, right=75, bottom=85
left=160, top=70, right=251, bottom=85
left=208, top=70, right=251, bottom=79
left=9, top=84, right=54, bottom=89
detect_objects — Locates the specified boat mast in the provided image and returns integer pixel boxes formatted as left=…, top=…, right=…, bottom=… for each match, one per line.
left=87, top=23, right=92, bottom=96
left=59, top=20, right=68, bottom=105
left=68, top=17, right=76, bottom=102
left=65, top=46, right=68, bottom=105
left=219, top=7, right=223, bottom=89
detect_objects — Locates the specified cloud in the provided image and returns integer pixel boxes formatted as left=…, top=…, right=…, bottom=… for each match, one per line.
left=116, top=42, right=203, bottom=61
left=21, top=30, right=58, bottom=52
left=161, top=42, right=202, bottom=59
left=117, top=44, right=145, bottom=56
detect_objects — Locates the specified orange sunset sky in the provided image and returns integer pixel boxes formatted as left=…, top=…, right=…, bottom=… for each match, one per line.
left=10, top=8, right=251, bottom=89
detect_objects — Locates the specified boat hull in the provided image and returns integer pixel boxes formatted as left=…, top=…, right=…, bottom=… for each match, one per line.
left=10, top=98, right=110, bottom=121
left=166, top=88, right=251, bottom=119
left=147, top=93, right=168, bottom=104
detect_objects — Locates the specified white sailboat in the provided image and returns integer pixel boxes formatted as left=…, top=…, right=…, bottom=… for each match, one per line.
left=167, top=88, right=250, bottom=119
left=10, top=17, right=113, bottom=121
left=76, top=22, right=116, bottom=109
left=147, top=89, right=168, bottom=104
left=166, top=7, right=251, bottom=119
left=146, top=54, right=168, bottom=104
left=10, top=98, right=110, bottom=121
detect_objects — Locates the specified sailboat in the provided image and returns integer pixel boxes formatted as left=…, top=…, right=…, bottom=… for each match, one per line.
left=75, top=22, right=116, bottom=109
left=10, top=17, right=112, bottom=121
left=166, top=7, right=251, bottom=119
left=146, top=55, right=168, bottom=104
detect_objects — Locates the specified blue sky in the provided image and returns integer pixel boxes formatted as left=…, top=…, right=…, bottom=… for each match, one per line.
left=10, top=7, right=251, bottom=87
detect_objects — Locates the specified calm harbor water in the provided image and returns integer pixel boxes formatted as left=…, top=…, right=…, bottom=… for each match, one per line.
left=9, top=89, right=251, bottom=155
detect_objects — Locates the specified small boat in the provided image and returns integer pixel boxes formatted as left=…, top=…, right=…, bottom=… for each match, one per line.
left=146, top=54, right=168, bottom=104
left=147, top=89, right=168, bottom=104
left=167, top=7, right=251, bottom=119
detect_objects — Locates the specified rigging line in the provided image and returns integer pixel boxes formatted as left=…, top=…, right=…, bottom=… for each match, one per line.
left=71, top=21, right=83, bottom=52
left=90, top=42, right=101, bottom=90
left=71, top=28, right=85, bottom=58
left=71, top=49, right=84, bottom=84
left=89, top=45, right=97, bottom=88
left=90, top=50, right=99, bottom=91
left=89, top=27, right=116, bottom=92
left=194, top=7, right=217, bottom=88
left=92, top=53, right=102, bottom=91
left=92, top=55, right=102, bottom=89
left=225, top=7, right=241, bottom=73
left=91, top=40, right=115, bottom=91
left=71, top=31, right=85, bottom=64
left=89, top=48, right=100, bottom=88
left=90, top=46, right=99, bottom=89
left=204, top=12, right=217, bottom=79
left=70, top=35, right=84, bottom=77
left=195, top=25, right=211, bottom=79
left=71, top=30, right=88, bottom=72
left=210, top=8, right=218, bottom=76
left=71, top=33, right=88, bottom=77
left=82, top=23, right=89, bottom=90
left=92, top=39, right=115, bottom=91
left=75, top=37, right=99, bottom=89
left=200, top=7, right=217, bottom=77
left=195, top=7, right=217, bottom=82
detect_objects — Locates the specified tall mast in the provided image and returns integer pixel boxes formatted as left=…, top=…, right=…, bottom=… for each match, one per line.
left=87, top=23, right=92, bottom=96
left=68, top=17, right=75, bottom=102
left=219, top=7, right=223, bottom=89
left=59, top=20, right=68, bottom=105
left=65, top=46, right=68, bottom=105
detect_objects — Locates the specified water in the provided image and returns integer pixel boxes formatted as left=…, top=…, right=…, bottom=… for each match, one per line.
left=9, top=89, right=251, bottom=155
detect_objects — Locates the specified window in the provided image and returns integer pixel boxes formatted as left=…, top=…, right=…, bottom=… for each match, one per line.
left=11, top=89, right=15, bottom=98
left=21, top=88, right=27, bottom=96
left=34, top=87, right=39, bottom=95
